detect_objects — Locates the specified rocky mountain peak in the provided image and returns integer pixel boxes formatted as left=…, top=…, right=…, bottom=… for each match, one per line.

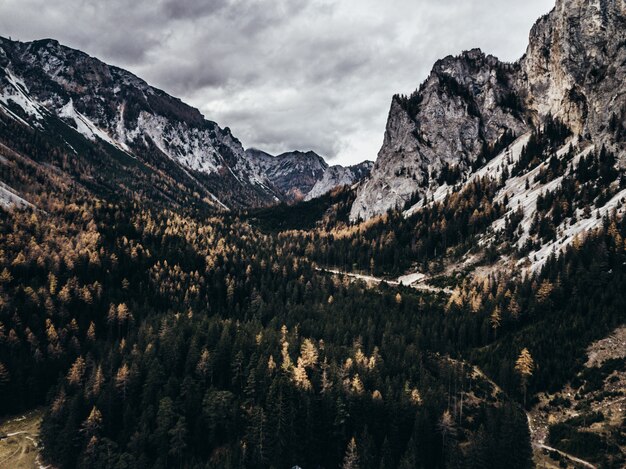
left=351, top=0, right=626, bottom=222
left=0, top=36, right=284, bottom=208
left=521, top=0, right=626, bottom=141
left=244, top=148, right=371, bottom=202
left=351, top=48, right=527, bottom=221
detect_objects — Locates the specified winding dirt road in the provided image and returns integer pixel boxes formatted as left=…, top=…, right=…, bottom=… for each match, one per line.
left=316, top=267, right=453, bottom=294
left=526, top=413, right=597, bottom=469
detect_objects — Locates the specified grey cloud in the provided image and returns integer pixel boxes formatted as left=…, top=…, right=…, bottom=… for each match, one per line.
left=163, top=0, right=228, bottom=20
left=0, top=0, right=555, bottom=164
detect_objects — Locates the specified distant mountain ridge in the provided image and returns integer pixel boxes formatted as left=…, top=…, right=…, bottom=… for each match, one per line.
left=245, top=148, right=373, bottom=203
left=0, top=36, right=371, bottom=210
left=305, top=161, right=374, bottom=201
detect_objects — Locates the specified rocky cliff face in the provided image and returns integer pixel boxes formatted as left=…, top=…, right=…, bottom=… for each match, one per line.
left=305, top=161, right=373, bottom=201
left=245, top=148, right=372, bottom=202
left=351, top=0, right=626, bottom=221
left=521, top=0, right=626, bottom=144
left=350, top=50, right=528, bottom=221
left=244, top=149, right=328, bottom=202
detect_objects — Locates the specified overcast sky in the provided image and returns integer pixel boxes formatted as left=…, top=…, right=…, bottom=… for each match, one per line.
left=1, top=0, right=554, bottom=165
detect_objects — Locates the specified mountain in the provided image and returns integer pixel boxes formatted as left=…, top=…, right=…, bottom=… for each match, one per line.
left=350, top=0, right=626, bottom=222
left=244, top=148, right=328, bottom=201
left=245, top=148, right=373, bottom=202
left=305, top=160, right=374, bottom=201
left=2, top=2, right=626, bottom=468
left=0, top=36, right=372, bottom=210
left=0, top=37, right=282, bottom=210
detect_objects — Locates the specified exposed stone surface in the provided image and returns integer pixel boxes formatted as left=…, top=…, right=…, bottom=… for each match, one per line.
left=305, top=161, right=373, bottom=201
left=351, top=0, right=626, bottom=221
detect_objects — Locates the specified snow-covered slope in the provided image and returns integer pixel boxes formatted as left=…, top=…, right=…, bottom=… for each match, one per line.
left=402, top=127, right=625, bottom=274
left=0, top=180, right=33, bottom=210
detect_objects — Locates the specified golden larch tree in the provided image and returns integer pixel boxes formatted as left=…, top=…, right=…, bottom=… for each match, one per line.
left=515, top=348, right=534, bottom=405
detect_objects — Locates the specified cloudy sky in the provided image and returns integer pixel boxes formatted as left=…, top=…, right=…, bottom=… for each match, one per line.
left=1, top=0, right=554, bottom=165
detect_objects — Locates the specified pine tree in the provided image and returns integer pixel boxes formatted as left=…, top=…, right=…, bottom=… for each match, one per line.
left=398, top=436, right=418, bottom=469
left=67, top=356, right=86, bottom=387
left=115, top=363, right=131, bottom=401
left=342, top=437, right=360, bottom=469
left=168, top=417, right=188, bottom=468
left=293, top=358, right=312, bottom=391
left=196, top=348, right=211, bottom=379
left=514, top=348, right=534, bottom=405
left=0, top=362, right=10, bottom=388
left=81, top=406, right=102, bottom=437
left=86, top=321, right=96, bottom=342
left=490, top=306, right=502, bottom=337
left=438, top=408, right=457, bottom=456
left=299, top=338, right=318, bottom=368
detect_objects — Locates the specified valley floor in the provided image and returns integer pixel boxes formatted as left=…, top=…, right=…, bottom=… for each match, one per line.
left=0, top=408, right=47, bottom=469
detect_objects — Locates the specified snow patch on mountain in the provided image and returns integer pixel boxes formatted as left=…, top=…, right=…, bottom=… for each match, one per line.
left=132, top=112, right=222, bottom=174
left=305, top=162, right=374, bottom=201
left=0, top=69, right=46, bottom=125
left=59, top=99, right=130, bottom=152
left=525, top=186, right=626, bottom=272
left=0, top=180, right=33, bottom=210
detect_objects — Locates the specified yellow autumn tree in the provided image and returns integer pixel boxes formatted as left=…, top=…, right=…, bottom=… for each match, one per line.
left=115, top=363, right=131, bottom=401
left=490, top=306, right=502, bottom=337
left=515, top=348, right=534, bottom=405
left=299, top=338, right=318, bottom=369
left=292, top=358, right=312, bottom=391
left=67, top=356, right=86, bottom=386
left=342, top=437, right=360, bottom=469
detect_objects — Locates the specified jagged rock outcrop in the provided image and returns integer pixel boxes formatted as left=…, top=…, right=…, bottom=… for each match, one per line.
left=521, top=0, right=626, bottom=145
left=245, top=149, right=373, bottom=202
left=244, top=149, right=328, bottom=202
left=350, top=50, right=529, bottom=221
left=305, top=161, right=373, bottom=201
left=351, top=0, right=626, bottom=221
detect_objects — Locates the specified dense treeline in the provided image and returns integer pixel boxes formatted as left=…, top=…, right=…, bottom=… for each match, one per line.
left=1, top=108, right=624, bottom=468
left=272, top=116, right=580, bottom=277
left=1, top=195, right=531, bottom=468
left=450, top=217, right=626, bottom=397
left=0, top=133, right=533, bottom=468
left=279, top=176, right=506, bottom=277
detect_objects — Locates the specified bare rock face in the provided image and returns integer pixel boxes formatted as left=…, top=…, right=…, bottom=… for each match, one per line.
left=351, top=0, right=626, bottom=221
left=520, top=0, right=626, bottom=147
left=305, top=161, right=373, bottom=201
left=244, top=149, right=329, bottom=202
left=245, top=149, right=372, bottom=203
left=350, top=50, right=528, bottom=221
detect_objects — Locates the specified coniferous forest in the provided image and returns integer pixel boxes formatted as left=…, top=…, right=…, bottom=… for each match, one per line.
left=1, top=112, right=625, bottom=468
left=2, top=3, right=626, bottom=466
